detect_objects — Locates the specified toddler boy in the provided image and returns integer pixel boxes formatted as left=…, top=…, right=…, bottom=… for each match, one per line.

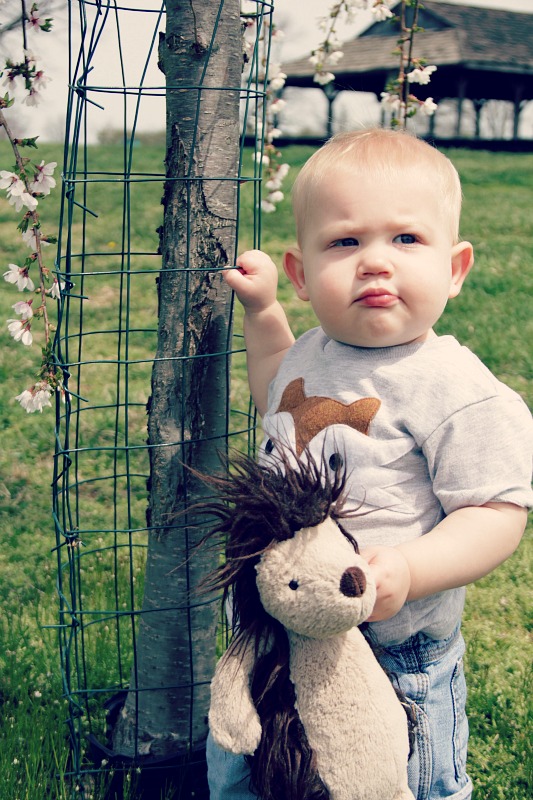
left=209, top=128, right=532, bottom=800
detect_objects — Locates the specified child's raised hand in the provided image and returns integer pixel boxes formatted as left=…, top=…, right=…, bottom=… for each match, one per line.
left=224, top=249, right=279, bottom=313
left=224, top=249, right=294, bottom=415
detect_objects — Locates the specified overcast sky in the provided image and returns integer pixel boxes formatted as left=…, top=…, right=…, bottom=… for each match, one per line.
left=3, top=0, right=533, bottom=141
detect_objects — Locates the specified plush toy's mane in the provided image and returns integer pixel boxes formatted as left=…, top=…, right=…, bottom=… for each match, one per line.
left=200, top=449, right=357, bottom=800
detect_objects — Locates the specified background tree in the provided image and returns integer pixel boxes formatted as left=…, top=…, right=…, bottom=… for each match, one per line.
left=111, top=0, right=243, bottom=763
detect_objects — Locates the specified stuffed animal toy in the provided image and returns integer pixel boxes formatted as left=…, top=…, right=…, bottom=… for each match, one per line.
left=201, top=450, right=415, bottom=800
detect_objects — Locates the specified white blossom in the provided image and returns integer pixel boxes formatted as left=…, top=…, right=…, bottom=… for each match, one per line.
left=269, top=98, right=286, bottom=115
left=327, top=36, right=342, bottom=51
left=7, top=318, right=33, bottom=345
left=326, top=50, right=344, bottom=66
left=269, top=72, right=287, bottom=91
left=380, top=91, right=402, bottom=112
left=2, top=72, right=18, bottom=91
left=309, top=53, right=324, bottom=68
left=314, top=71, right=335, bottom=86
left=33, top=386, right=54, bottom=412
left=22, top=228, right=38, bottom=249
left=15, top=389, right=35, bottom=412
left=266, top=127, right=282, bottom=142
left=0, top=170, right=23, bottom=195
left=420, top=97, right=438, bottom=116
left=28, top=5, right=49, bottom=29
left=48, top=279, right=65, bottom=300
left=9, top=190, right=38, bottom=212
left=265, top=177, right=282, bottom=191
left=22, top=88, right=42, bottom=106
left=263, top=162, right=290, bottom=204
left=3, top=264, right=35, bottom=292
left=22, top=227, right=49, bottom=250
left=372, top=2, right=394, bottom=22
left=345, top=2, right=369, bottom=22
left=29, top=161, right=57, bottom=195
left=12, top=300, right=33, bottom=320
left=253, top=151, right=270, bottom=165
left=0, top=172, right=38, bottom=210
left=15, top=382, right=53, bottom=413
left=407, top=65, right=437, bottom=85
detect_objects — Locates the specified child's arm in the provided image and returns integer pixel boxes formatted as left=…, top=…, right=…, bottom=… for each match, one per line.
left=225, top=250, right=294, bottom=416
left=362, top=502, right=527, bottom=622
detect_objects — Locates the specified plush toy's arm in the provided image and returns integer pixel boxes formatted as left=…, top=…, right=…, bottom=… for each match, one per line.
left=209, top=638, right=262, bottom=755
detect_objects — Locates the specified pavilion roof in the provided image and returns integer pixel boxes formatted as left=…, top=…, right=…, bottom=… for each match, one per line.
left=282, top=2, right=533, bottom=101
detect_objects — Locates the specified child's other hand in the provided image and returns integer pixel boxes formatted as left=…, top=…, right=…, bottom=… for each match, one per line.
left=360, top=545, right=411, bottom=622
left=224, top=249, right=279, bottom=312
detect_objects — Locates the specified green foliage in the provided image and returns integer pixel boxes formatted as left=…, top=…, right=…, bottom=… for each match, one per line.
left=463, top=530, right=532, bottom=799
left=0, top=143, right=531, bottom=798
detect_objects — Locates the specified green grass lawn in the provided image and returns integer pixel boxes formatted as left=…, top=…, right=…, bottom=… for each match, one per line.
left=0, top=142, right=531, bottom=799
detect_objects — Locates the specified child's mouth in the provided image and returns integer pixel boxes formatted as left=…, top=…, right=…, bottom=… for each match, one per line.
left=356, top=291, right=398, bottom=308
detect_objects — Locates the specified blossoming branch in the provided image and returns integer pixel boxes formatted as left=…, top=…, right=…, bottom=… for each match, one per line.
left=0, top=1, right=63, bottom=412
left=241, top=0, right=438, bottom=218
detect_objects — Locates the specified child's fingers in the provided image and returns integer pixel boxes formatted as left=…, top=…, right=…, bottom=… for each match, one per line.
left=235, top=250, right=276, bottom=276
left=224, top=251, right=278, bottom=304
left=223, top=265, right=259, bottom=301
left=224, top=264, right=245, bottom=277
left=223, top=265, right=245, bottom=287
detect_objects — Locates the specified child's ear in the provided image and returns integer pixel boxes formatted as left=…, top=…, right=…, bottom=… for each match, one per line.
left=283, top=247, right=310, bottom=301
left=449, top=241, right=474, bottom=299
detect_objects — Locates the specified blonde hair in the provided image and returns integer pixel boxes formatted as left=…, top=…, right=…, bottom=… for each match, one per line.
left=291, top=128, right=463, bottom=244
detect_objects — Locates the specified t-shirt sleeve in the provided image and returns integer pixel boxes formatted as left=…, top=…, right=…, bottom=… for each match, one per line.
left=422, top=394, right=533, bottom=513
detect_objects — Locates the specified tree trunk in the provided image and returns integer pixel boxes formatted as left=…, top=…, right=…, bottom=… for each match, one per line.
left=112, top=0, right=242, bottom=758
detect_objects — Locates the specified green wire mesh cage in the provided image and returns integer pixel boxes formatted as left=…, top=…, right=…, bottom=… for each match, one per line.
left=51, top=2, right=274, bottom=796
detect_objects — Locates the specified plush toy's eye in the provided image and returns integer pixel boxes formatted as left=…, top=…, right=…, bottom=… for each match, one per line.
left=264, top=438, right=275, bottom=454
left=329, top=452, right=344, bottom=471
left=288, top=579, right=299, bottom=591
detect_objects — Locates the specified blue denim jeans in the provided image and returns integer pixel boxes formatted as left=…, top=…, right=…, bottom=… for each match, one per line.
left=207, top=625, right=472, bottom=800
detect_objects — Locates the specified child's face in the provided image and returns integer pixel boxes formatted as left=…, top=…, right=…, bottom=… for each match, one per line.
left=284, top=167, right=473, bottom=348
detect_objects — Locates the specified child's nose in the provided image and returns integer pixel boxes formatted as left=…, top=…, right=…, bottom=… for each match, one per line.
left=356, top=247, right=393, bottom=278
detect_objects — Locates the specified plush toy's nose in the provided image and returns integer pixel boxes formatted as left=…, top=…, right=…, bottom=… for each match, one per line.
left=340, top=566, right=366, bottom=598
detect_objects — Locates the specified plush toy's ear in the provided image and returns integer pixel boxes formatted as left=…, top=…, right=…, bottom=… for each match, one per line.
left=209, top=639, right=262, bottom=755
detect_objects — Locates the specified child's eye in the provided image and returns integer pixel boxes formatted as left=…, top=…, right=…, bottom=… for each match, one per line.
left=393, top=233, right=417, bottom=245
left=331, top=237, right=359, bottom=248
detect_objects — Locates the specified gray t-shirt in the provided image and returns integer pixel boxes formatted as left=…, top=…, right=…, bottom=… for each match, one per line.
left=260, top=329, right=533, bottom=645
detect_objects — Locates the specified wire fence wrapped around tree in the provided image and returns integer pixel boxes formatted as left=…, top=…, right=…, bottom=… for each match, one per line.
left=51, top=1, right=273, bottom=795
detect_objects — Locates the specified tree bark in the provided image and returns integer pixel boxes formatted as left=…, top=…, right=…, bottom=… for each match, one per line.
left=112, top=0, right=242, bottom=758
